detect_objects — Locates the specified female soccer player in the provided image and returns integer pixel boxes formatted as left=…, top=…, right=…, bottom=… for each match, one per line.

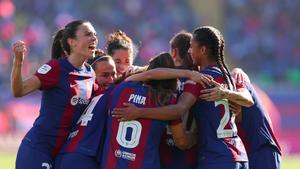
left=113, top=26, right=254, bottom=169
left=230, top=68, right=282, bottom=169
left=106, top=30, right=140, bottom=77
left=11, top=20, right=98, bottom=169
left=199, top=68, right=282, bottom=169
left=88, top=54, right=117, bottom=91
left=159, top=31, right=198, bottom=169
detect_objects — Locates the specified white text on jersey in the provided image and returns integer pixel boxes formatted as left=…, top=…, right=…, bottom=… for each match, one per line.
left=128, top=94, right=146, bottom=105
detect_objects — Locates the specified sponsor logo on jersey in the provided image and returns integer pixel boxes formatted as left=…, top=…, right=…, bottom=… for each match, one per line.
left=114, top=149, right=136, bottom=161
left=128, top=94, right=146, bottom=105
left=70, top=95, right=89, bottom=106
left=71, top=96, right=79, bottom=106
left=37, top=64, right=52, bottom=74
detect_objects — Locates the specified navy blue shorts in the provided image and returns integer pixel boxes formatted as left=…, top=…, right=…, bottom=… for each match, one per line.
left=198, top=161, right=248, bottom=169
left=54, top=152, right=99, bottom=169
left=248, top=144, right=281, bottom=169
left=16, top=141, right=53, bottom=169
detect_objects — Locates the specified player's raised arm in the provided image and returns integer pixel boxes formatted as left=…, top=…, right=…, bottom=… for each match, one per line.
left=11, top=41, right=41, bottom=97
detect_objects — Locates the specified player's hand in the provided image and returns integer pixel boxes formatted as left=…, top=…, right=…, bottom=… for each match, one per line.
left=12, top=40, right=27, bottom=63
left=231, top=101, right=243, bottom=123
left=199, top=81, right=229, bottom=101
left=229, top=101, right=242, bottom=116
left=189, top=71, right=214, bottom=88
left=112, top=103, right=140, bottom=121
left=231, top=68, right=249, bottom=85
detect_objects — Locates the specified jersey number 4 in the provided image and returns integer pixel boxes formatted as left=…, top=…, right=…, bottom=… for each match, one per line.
left=215, top=99, right=237, bottom=138
left=77, top=94, right=103, bottom=126
left=116, top=121, right=142, bottom=148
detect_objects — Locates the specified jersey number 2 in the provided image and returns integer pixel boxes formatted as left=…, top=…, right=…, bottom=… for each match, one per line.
left=116, top=121, right=142, bottom=148
left=215, top=99, right=237, bottom=138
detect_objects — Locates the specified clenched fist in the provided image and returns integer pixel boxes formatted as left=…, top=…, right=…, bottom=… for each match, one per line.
left=12, top=40, right=27, bottom=63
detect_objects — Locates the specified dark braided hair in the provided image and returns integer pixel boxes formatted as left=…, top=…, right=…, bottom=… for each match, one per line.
left=193, top=26, right=235, bottom=90
left=51, top=20, right=90, bottom=59
left=219, top=37, right=235, bottom=90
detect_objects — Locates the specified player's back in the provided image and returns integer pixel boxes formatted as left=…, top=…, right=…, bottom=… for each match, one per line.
left=184, top=66, right=248, bottom=164
left=101, top=81, right=174, bottom=169
left=237, top=82, right=281, bottom=154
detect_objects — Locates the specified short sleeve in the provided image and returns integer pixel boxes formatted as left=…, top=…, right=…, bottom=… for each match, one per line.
left=34, top=59, right=61, bottom=90
left=183, top=80, right=204, bottom=98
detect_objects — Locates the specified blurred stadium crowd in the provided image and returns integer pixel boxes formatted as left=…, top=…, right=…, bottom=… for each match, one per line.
left=224, top=0, right=300, bottom=87
left=0, top=0, right=299, bottom=153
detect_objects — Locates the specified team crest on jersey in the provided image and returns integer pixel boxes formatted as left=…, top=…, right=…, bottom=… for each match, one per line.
left=37, top=64, right=52, bottom=74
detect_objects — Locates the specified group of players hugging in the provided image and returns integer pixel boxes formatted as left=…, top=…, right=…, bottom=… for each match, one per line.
left=11, top=20, right=281, bottom=169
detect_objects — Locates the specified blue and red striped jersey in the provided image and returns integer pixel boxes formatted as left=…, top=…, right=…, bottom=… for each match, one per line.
left=237, top=82, right=281, bottom=155
left=59, top=87, right=112, bottom=160
left=184, top=66, right=248, bottom=164
left=159, top=78, right=198, bottom=169
left=23, top=58, right=96, bottom=157
left=101, top=81, right=176, bottom=169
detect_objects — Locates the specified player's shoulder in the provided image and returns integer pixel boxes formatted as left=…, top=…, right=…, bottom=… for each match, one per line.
left=110, top=81, right=142, bottom=97
left=36, top=59, right=61, bottom=75
left=119, top=81, right=144, bottom=89
left=200, top=66, right=222, bottom=78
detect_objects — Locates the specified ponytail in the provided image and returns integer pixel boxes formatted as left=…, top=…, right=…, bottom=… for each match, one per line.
left=51, top=29, right=65, bottom=59
left=170, top=31, right=194, bottom=69
left=51, top=20, right=88, bottom=59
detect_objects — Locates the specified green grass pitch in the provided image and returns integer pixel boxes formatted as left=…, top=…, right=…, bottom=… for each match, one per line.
left=0, top=152, right=299, bottom=169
